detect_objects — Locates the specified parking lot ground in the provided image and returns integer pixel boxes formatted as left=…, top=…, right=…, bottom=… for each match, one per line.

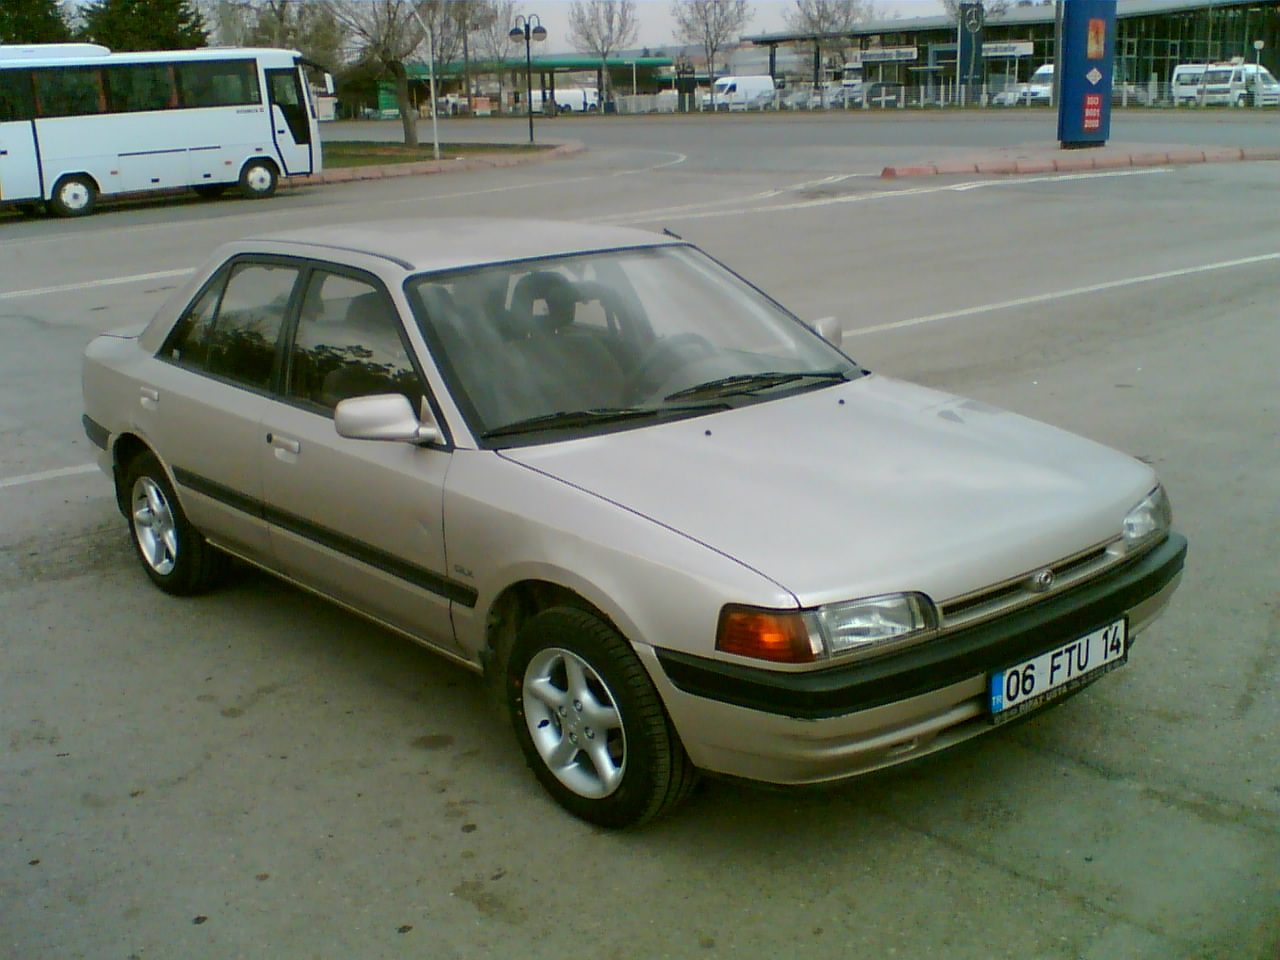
left=2, top=116, right=1278, bottom=959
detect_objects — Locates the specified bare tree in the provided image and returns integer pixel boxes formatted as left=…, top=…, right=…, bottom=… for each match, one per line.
left=670, top=0, right=752, bottom=106
left=325, top=1, right=464, bottom=145
left=783, top=0, right=875, bottom=40
left=473, top=0, right=519, bottom=110
left=567, top=0, right=638, bottom=103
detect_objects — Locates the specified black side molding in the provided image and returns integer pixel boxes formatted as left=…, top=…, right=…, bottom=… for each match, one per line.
left=82, top=415, right=109, bottom=451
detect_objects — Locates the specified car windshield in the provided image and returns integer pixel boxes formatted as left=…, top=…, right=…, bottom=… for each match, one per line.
left=405, top=245, right=859, bottom=445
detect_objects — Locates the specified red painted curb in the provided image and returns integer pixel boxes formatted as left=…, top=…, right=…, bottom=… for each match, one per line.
left=1015, top=159, right=1057, bottom=174
left=1128, top=152, right=1171, bottom=166
left=1242, top=146, right=1280, bottom=161
left=1053, top=155, right=1096, bottom=172
left=1091, top=154, right=1133, bottom=170
left=933, top=161, right=980, bottom=175
left=1204, top=147, right=1245, bottom=162
left=975, top=160, right=1019, bottom=175
left=1167, top=150, right=1207, bottom=164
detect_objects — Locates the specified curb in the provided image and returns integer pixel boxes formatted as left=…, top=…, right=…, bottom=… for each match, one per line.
left=287, top=139, right=586, bottom=188
left=881, top=144, right=1277, bottom=179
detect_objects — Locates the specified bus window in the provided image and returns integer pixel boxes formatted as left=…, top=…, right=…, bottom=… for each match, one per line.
left=33, top=66, right=105, bottom=117
left=176, top=59, right=260, bottom=108
left=0, top=70, right=36, bottom=121
left=106, top=62, right=177, bottom=112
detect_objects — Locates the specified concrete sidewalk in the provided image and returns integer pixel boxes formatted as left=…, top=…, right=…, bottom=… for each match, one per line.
left=881, top=140, right=1280, bottom=178
left=288, top=139, right=586, bottom=187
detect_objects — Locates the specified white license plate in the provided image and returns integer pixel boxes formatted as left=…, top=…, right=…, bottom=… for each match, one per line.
left=989, top=618, right=1127, bottom=724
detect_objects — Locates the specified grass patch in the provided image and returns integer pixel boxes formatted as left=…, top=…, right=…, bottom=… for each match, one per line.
left=322, top=140, right=549, bottom=167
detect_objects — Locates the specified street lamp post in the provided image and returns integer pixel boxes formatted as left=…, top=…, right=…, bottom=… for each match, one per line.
left=510, top=14, right=547, bottom=144
left=1255, top=40, right=1266, bottom=109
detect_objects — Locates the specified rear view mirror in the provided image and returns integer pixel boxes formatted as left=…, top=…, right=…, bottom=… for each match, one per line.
left=334, top=394, right=440, bottom=444
left=812, top=316, right=843, bottom=348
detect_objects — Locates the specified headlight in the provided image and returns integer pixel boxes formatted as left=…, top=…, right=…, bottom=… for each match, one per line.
left=1122, top=485, right=1172, bottom=548
left=717, top=593, right=937, bottom=665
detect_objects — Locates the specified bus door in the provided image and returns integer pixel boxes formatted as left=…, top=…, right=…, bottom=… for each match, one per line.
left=265, top=67, right=313, bottom=176
left=0, top=69, right=43, bottom=204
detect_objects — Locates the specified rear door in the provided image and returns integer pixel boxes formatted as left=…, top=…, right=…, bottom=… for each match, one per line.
left=0, top=71, right=42, bottom=203
left=265, top=67, right=313, bottom=175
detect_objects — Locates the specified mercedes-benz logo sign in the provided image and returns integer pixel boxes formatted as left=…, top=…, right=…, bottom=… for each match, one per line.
left=1029, top=568, right=1056, bottom=592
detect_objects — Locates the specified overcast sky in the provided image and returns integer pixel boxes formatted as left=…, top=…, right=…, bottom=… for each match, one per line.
left=531, top=1, right=949, bottom=53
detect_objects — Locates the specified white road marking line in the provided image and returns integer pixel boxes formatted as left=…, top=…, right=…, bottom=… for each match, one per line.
left=847, top=250, right=1280, bottom=338
left=0, top=268, right=192, bottom=302
left=601, top=167, right=1167, bottom=225
left=0, top=463, right=99, bottom=490
left=0, top=151, right=691, bottom=253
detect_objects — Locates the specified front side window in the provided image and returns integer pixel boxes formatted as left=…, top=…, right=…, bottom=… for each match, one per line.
left=176, top=59, right=260, bottom=108
left=286, top=272, right=420, bottom=413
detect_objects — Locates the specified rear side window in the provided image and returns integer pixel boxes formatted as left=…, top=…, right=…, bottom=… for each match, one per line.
left=0, top=69, right=36, bottom=122
left=163, top=261, right=300, bottom=391
left=106, top=63, right=177, bottom=112
left=32, top=66, right=105, bottom=117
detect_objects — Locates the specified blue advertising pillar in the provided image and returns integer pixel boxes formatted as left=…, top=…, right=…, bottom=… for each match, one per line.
left=1058, top=0, right=1117, bottom=148
left=957, top=2, right=985, bottom=105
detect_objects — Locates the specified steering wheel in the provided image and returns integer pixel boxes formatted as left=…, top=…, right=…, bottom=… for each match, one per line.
left=628, top=333, right=716, bottom=399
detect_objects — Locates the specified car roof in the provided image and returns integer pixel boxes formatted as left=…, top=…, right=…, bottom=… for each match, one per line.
left=249, top=218, right=682, bottom=275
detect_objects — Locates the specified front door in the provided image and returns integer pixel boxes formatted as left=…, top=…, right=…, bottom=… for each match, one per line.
left=262, top=268, right=459, bottom=654
left=264, top=67, right=313, bottom=176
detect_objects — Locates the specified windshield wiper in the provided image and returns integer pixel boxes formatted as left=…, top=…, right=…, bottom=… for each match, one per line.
left=663, top=370, right=850, bottom=403
left=482, top=405, right=719, bottom=440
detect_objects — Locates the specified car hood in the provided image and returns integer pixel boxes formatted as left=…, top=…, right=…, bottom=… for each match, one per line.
left=500, top=375, right=1156, bottom=607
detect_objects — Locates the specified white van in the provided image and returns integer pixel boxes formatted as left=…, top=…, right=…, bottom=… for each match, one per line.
left=1197, top=61, right=1280, bottom=106
left=703, top=75, right=776, bottom=111
left=530, top=87, right=599, bottom=113
left=992, top=63, right=1053, bottom=106
left=1170, top=64, right=1208, bottom=104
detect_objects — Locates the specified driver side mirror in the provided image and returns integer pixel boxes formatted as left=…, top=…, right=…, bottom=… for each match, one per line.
left=334, top=394, right=441, bottom=444
left=811, top=316, right=844, bottom=348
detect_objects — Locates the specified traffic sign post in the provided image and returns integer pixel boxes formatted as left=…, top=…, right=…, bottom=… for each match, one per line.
left=1057, top=0, right=1117, bottom=148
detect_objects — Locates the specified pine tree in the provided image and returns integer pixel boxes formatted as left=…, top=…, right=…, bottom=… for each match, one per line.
left=79, top=0, right=208, bottom=52
left=0, top=0, right=73, bottom=44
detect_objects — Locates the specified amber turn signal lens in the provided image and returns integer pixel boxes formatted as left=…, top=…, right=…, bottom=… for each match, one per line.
left=716, top=607, right=817, bottom=664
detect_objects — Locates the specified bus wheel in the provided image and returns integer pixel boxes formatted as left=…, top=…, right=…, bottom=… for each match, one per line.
left=192, top=183, right=227, bottom=199
left=238, top=160, right=278, bottom=199
left=48, top=175, right=97, bottom=218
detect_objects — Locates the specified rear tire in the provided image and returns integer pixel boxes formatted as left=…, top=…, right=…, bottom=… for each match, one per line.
left=238, top=159, right=278, bottom=199
left=123, top=451, right=226, bottom=595
left=48, top=174, right=96, bottom=218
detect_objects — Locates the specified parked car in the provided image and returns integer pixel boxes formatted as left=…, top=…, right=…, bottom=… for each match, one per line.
left=993, top=63, right=1054, bottom=106
left=82, top=219, right=1187, bottom=827
left=1171, top=63, right=1208, bottom=104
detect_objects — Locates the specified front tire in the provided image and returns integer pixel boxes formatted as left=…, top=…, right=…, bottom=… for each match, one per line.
left=508, top=607, right=698, bottom=828
left=124, top=452, right=225, bottom=595
left=48, top=175, right=97, bottom=217
left=238, top=159, right=278, bottom=199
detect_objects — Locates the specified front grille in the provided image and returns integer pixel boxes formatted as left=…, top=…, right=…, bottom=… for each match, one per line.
left=940, top=540, right=1119, bottom=629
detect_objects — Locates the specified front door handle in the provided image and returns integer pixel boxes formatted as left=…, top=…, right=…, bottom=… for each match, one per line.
left=139, top=387, right=159, bottom=410
left=268, top=433, right=301, bottom=455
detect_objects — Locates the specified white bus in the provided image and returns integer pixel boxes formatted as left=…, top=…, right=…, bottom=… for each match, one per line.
left=0, top=43, right=325, bottom=217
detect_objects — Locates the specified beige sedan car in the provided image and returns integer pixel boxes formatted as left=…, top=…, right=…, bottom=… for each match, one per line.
left=82, top=219, right=1187, bottom=827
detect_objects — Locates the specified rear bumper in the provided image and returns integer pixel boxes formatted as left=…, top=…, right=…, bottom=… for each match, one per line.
left=645, top=533, right=1186, bottom=785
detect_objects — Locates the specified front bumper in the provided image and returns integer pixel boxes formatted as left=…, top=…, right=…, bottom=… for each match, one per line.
left=643, top=533, right=1186, bottom=785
